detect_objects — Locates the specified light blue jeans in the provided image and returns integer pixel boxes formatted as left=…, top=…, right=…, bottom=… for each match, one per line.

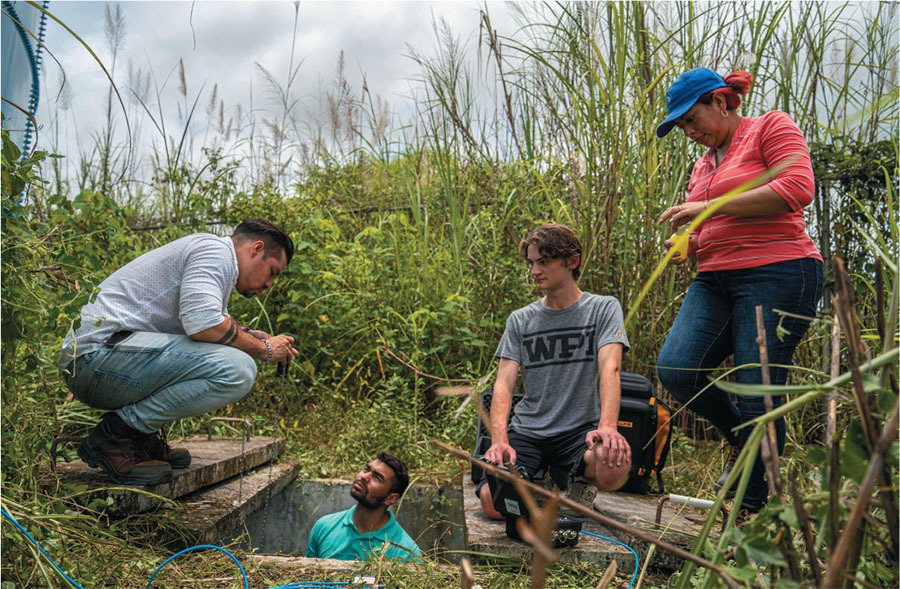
left=64, top=332, right=257, bottom=433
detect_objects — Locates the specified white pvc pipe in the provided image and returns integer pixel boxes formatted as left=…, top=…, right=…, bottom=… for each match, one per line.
left=667, top=494, right=717, bottom=510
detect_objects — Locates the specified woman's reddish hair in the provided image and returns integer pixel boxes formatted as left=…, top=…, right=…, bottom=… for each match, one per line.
left=699, top=70, right=753, bottom=110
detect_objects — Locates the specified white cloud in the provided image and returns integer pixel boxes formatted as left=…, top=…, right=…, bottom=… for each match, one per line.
left=32, top=0, right=518, bottom=175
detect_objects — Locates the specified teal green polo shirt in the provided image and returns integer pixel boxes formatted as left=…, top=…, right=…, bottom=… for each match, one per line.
left=305, top=505, right=423, bottom=562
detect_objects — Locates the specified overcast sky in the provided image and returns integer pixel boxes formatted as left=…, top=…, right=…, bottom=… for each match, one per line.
left=29, top=1, right=519, bottom=174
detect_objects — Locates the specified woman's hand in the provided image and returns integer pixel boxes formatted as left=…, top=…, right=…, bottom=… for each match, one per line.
left=663, top=234, right=696, bottom=264
left=657, top=201, right=707, bottom=229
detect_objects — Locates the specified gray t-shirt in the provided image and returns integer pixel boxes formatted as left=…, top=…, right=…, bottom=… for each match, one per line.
left=495, top=292, right=630, bottom=438
left=58, top=233, right=238, bottom=367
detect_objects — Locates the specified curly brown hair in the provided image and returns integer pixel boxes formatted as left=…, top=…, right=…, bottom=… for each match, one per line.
left=518, top=223, right=583, bottom=279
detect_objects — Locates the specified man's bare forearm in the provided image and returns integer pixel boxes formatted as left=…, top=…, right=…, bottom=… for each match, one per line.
left=596, top=343, right=624, bottom=429
left=191, top=317, right=268, bottom=359
left=490, top=358, right=520, bottom=444
left=597, top=368, right=621, bottom=429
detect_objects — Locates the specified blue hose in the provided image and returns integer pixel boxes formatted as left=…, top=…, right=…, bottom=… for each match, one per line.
left=1, top=506, right=86, bottom=589
left=581, top=530, right=639, bottom=588
left=145, top=544, right=249, bottom=589
left=1, top=0, right=48, bottom=157
left=2, top=506, right=349, bottom=589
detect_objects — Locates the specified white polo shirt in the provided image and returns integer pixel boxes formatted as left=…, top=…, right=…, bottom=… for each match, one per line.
left=58, top=233, right=238, bottom=367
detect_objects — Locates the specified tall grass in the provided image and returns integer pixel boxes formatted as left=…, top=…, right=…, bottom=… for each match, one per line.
left=4, top=1, right=897, bottom=586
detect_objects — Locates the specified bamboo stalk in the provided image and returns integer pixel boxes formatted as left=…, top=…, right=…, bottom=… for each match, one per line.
left=826, top=313, right=841, bottom=448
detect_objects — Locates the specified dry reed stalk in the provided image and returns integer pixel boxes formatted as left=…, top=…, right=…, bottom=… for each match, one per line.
left=833, top=257, right=900, bottom=554
left=754, top=305, right=783, bottom=499
left=790, top=479, right=822, bottom=585
left=821, top=402, right=899, bottom=587
left=459, top=557, right=474, bottom=589
left=594, top=559, right=617, bottom=589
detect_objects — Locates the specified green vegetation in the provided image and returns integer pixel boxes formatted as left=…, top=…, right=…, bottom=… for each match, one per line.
left=2, top=1, right=897, bottom=587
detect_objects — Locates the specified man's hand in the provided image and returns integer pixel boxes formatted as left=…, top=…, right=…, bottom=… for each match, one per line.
left=245, top=328, right=271, bottom=340
left=586, top=425, right=631, bottom=468
left=267, top=334, right=298, bottom=364
left=484, top=441, right=516, bottom=466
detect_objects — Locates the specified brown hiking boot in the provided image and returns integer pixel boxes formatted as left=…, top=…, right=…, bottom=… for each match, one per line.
left=77, top=413, right=173, bottom=485
left=140, top=429, right=191, bottom=469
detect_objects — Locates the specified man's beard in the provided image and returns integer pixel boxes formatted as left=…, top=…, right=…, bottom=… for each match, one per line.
left=351, top=483, right=388, bottom=509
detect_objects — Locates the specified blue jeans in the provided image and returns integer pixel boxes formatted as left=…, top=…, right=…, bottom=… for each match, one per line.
left=657, top=258, right=823, bottom=507
left=64, top=332, right=257, bottom=433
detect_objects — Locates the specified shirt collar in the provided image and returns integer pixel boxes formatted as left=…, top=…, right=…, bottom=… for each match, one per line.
left=341, top=505, right=397, bottom=539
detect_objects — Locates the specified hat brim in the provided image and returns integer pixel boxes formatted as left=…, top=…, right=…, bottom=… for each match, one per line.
left=656, top=101, right=694, bottom=138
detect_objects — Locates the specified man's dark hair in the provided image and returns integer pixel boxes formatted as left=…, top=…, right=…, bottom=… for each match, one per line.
left=377, top=451, right=410, bottom=497
left=518, top=223, right=583, bottom=279
left=232, top=219, right=294, bottom=265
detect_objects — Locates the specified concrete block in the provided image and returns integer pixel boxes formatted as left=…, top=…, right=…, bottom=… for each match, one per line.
left=47, top=436, right=286, bottom=515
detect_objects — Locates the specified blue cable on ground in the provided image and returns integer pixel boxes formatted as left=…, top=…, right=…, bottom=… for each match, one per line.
left=270, top=584, right=349, bottom=589
left=146, top=544, right=249, bottom=589
left=1, top=507, right=344, bottom=589
left=1, top=506, right=86, bottom=589
left=581, top=530, right=639, bottom=589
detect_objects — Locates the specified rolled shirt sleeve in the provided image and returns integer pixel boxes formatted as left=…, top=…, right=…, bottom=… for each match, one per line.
left=179, top=239, right=235, bottom=335
left=760, top=111, right=815, bottom=212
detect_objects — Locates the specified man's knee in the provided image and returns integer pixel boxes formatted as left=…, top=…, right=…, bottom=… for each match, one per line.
left=478, top=483, right=503, bottom=520
left=591, top=461, right=630, bottom=491
left=585, top=446, right=631, bottom=491
left=212, top=350, right=257, bottom=401
left=656, top=360, right=695, bottom=404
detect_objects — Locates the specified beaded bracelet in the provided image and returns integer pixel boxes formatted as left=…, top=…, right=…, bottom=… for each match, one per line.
left=263, top=339, right=272, bottom=363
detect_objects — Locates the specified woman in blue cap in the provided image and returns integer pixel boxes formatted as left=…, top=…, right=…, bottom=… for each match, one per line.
left=654, top=67, right=823, bottom=514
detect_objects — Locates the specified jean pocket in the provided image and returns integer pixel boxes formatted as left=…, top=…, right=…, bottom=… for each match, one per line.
left=111, top=331, right=172, bottom=352
left=79, top=369, right=144, bottom=410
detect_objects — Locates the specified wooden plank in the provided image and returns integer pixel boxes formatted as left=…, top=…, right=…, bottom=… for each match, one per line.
left=46, top=436, right=285, bottom=515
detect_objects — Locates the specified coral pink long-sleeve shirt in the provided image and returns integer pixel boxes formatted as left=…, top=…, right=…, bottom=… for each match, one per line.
left=687, top=111, right=822, bottom=271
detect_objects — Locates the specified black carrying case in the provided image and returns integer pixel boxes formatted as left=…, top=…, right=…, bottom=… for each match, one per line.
left=617, top=372, right=671, bottom=494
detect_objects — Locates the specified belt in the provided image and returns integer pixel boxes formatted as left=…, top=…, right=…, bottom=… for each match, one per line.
left=105, top=330, right=133, bottom=347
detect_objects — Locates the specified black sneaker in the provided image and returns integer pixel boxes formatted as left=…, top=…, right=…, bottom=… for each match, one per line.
left=713, top=443, right=739, bottom=499
left=77, top=413, right=173, bottom=486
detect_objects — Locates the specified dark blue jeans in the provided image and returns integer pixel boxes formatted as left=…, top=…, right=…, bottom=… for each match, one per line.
left=657, top=258, right=823, bottom=507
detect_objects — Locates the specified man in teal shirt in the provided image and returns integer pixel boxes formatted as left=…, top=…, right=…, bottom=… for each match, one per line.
left=306, top=452, right=423, bottom=562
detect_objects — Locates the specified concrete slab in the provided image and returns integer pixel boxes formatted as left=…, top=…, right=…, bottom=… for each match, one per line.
left=463, top=477, right=719, bottom=571
left=245, top=554, right=459, bottom=577
left=462, top=477, right=634, bottom=570
left=47, top=436, right=286, bottom=515
left=167, top=460, right=299, bottom=549
left=591, top=490, right=721, bottom=570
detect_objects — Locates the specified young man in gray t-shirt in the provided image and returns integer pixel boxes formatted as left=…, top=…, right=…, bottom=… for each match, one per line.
left=479, top=223, right=632, bottom=519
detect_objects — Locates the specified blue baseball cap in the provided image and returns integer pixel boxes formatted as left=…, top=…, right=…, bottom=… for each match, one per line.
left=656, top=67, right=728, bottom=138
